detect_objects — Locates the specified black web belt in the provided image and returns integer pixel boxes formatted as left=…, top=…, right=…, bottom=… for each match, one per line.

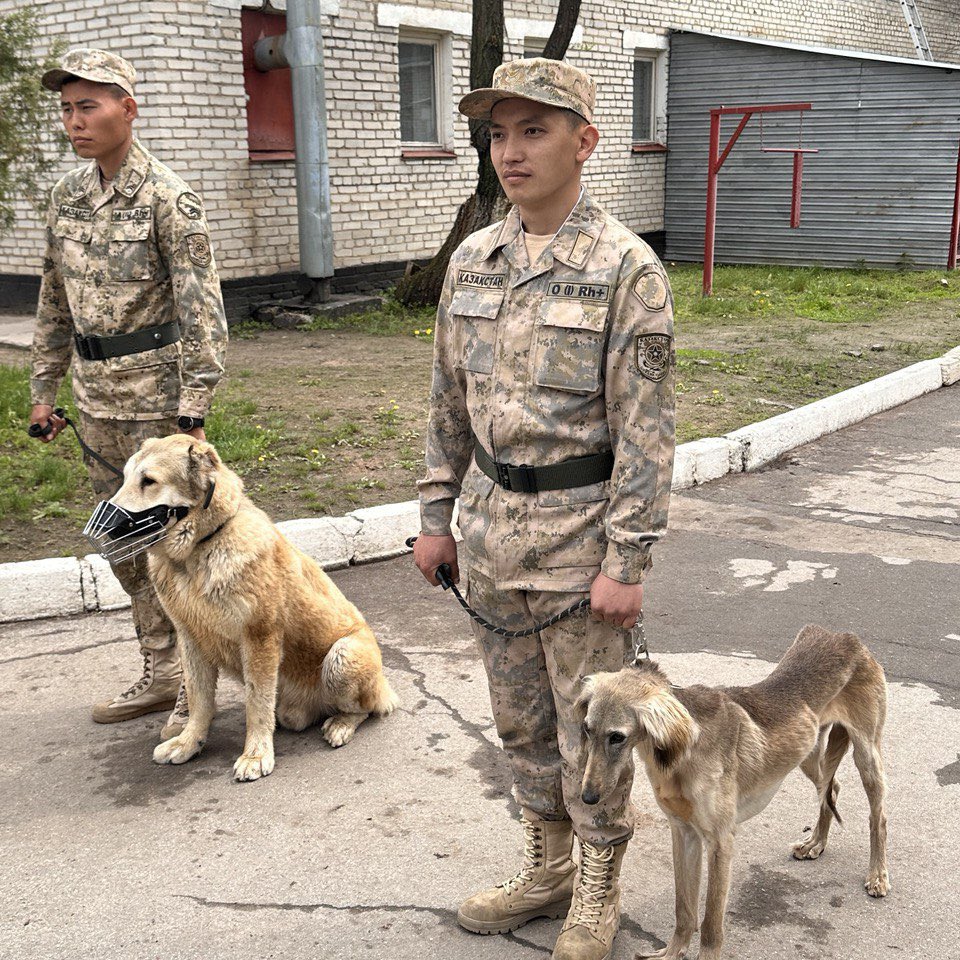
left=474, top=443, right=614, bottom=494
left=74, top=321, right=180, bottom=361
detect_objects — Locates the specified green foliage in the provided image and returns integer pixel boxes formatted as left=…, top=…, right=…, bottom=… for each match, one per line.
left=0, top=6, right=68, bottom=235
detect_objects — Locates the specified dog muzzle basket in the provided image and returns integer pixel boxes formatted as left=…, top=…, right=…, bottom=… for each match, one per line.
left=84, top=501, right=189, bottom=563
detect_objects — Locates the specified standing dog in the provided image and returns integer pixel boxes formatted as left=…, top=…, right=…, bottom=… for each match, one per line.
left=576, top=626, right=889, bottom=960
left=103, top=434, right=399, bottom=781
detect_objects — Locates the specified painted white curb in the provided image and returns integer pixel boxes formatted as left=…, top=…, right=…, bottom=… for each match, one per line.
left=1, top=346, right=956, bottom=624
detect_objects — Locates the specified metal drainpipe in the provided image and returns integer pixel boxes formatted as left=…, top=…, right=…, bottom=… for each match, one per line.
left=254, top=0, right=333, bottom=303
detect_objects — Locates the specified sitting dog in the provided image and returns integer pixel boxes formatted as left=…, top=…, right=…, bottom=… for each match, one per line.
left=98, top=434, right=399, bottom=781
left=576, top=625, right=889, bottom=960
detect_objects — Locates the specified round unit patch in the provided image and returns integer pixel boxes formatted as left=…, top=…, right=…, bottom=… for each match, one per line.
left=636, top=333, right=672, bottom=382
left=185, top=233, right=211, bottom=267
left=632, top=269, right=668, bottom=311
left=177, top=192, right=203, bottom=220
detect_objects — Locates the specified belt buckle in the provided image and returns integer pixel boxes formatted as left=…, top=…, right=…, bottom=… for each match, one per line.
left=496, top=461, right=512, bottom=490
left=74, top=332, right=91, bottom=361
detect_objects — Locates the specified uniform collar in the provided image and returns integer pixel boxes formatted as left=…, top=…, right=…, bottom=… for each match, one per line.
left=68, top=139, right=150, bottom=204
left=482, top=189, right=606, bottom=286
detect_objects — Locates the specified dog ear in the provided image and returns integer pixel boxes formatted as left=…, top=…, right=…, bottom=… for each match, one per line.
left=187, top=441, right=220, bottom=473
left=573, top=674, right=597, bottom=722
left=635, top=687, right=698, bottom=771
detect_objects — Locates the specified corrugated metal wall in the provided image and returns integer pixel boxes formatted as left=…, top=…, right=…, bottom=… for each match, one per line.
left=664, top=33, right=960, bottom=269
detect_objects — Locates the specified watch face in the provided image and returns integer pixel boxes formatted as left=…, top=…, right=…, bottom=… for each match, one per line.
left=178, top=416, right=193, bottom=431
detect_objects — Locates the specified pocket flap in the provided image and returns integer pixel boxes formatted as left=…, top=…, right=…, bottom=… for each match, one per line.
left=107, top=220, right=152, bottom=242
left=54, top=220, right=92, bottom=244
left=537, top=299, right=609, bottom=333
left=450, top=289, right=504, bottom=319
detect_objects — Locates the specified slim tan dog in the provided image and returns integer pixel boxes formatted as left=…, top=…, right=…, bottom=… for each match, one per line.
left=576, top=625, right=889, bottom=960
left=108, top=434, right=399, bottom=781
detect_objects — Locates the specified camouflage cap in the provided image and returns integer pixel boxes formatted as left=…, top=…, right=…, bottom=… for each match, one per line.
left=41, top=48, right=136, bottom=97
left=459, top=57, right=596, bottom=123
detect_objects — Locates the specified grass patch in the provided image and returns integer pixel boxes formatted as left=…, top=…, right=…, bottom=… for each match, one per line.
left=301, top=291, right=436, bottom=337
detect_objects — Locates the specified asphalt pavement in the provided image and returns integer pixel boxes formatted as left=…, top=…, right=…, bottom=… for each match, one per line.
left=1, top=385, right=957, bottom=960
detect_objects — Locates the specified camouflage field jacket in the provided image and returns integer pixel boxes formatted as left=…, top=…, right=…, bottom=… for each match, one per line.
left=30, top=139, right=227, bottom=420
left=418, top=192, right=676, bottom=591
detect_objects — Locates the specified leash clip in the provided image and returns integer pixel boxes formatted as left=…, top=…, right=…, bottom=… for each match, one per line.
left=630, top=610, right=650, bottom=666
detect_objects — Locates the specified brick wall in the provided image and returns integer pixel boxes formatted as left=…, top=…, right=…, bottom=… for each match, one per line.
left=1, top=0, right=957, bottom=307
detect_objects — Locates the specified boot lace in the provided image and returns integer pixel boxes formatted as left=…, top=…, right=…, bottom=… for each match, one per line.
left=169, top=681, right=189, bottom=723
left=118, top=650, right=154, bottom=701
left=498, top=817, right=544, bottom=894
left=568, top=842, right=615, bottom=930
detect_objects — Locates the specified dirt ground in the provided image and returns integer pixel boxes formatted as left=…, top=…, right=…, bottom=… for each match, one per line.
left=2, top=294, right=958, bottom=564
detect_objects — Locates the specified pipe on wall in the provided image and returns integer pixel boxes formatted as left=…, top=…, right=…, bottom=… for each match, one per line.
left=254, top=0, right=334, bottom=300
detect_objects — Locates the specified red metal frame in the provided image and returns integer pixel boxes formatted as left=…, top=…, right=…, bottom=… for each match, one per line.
left=949, top=138, right=960, bottom=271
left=703, top=103, right=816, bottom=296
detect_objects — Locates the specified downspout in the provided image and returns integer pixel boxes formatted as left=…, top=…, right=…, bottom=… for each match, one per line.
left=254, top=0, right=334, bottom=303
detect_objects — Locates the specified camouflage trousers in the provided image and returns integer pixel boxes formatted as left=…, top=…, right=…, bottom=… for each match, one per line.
left=79, top=412, right=178, bottom=652
left=467, top=565, right=635, bottom=847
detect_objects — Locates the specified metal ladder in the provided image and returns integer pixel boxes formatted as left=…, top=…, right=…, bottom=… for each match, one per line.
left=900, top=0, right=933, bottom=61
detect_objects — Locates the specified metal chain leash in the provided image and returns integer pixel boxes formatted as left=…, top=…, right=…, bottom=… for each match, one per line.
left=407, top=536, right=651, bottom=649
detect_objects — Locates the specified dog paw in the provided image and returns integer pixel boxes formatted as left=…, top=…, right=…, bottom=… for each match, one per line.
left=153, top=735, right=204, bottom=765
left=865, top=871, right=890, bottom=898
left=233, top=750, right=275, bottom=782
left=792, top=837, right=825, bottom=860
left=321, top=715, right=357, bottom=748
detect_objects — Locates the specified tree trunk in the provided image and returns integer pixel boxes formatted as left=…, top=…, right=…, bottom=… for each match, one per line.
left=396, top=0, right=582, bottom=306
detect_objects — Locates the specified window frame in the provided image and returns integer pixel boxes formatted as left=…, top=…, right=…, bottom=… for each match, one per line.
left=632, top=52, right=660, bottom=148
left=398, top=28, right=453, bottom=155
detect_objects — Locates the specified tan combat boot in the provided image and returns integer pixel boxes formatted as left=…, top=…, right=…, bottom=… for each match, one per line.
left=159, top=679, right=189, bottom=740
left=92, top=647, right=181, bottom=724
left=552, top=839, right=628, bottom=960
left=457, top=812, right=576, bottom=935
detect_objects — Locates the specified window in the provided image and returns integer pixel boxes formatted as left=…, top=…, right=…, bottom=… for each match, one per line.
left=523, top=38, right=547, bottom=58
left=632, top=56, right=656, bottom=144
left=399, top=37, right=441, bottom=145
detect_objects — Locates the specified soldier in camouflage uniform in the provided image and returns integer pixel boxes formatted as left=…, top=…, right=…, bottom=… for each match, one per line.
left=414, top=59, right=675, bottom=960
left=29, top=50, right=228, bottom=738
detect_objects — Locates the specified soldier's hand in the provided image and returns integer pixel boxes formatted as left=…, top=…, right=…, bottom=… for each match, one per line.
left=589, top=573, right=643, bottom=629
left=29, top=404, right=66, bottom=443
left=179, top=426, right=206, bottom=441
left=413, top=533, right=459, bottom=586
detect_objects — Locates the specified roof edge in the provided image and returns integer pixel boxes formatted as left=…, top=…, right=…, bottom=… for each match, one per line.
left=669, top=27, right=960, bottom=72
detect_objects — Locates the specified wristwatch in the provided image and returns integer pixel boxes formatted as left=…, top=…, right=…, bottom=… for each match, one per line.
left=177, top=415, right=205, bottom=432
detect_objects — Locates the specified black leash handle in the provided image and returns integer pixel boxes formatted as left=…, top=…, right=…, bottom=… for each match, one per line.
left=406, top=536, right=590, bottom=638
left=28, top=407, right=124, bottom=479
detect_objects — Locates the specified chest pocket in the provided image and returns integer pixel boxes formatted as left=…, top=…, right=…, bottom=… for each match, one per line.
left=54, top=219, right=93, bottom=279
left=533, top=299, right=609, bottom=395
left=451, top=288, right=503, bottom=375
left=106, top=219, right=156, bottom=281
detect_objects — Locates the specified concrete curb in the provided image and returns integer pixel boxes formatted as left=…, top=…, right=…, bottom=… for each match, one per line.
left=1, top=346, right=956, bottom=624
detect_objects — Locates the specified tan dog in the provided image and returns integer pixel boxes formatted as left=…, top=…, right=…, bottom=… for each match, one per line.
left=576, top=625, right=889, bottom=960
left=108, top=434, right=399, bottom=781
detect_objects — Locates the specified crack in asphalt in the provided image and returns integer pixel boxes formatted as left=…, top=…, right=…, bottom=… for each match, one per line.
left=177, top=893, right=454, bottom=921
left=176, top=895, right=661, bottom=954
left=0, top=634, right=130, bottom=665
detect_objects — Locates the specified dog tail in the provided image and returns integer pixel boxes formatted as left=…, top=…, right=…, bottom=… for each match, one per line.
left=823, top=724, right=849, bottom=825
left=636, top=686, right=699, bottom=771
left=369, top=673, right=400, bottom=716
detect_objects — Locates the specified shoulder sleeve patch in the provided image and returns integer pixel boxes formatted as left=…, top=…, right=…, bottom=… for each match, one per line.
left=177, top=192, right=204, bottom=221
left=185, top=233, right=211, bottom=267
left=636, top=333, right=672, bottom=382
left=632, top=269, right=668, bottom=311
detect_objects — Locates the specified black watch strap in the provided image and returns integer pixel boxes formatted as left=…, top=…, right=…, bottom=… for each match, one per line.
left=178, top=415, right=205, bottom=431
